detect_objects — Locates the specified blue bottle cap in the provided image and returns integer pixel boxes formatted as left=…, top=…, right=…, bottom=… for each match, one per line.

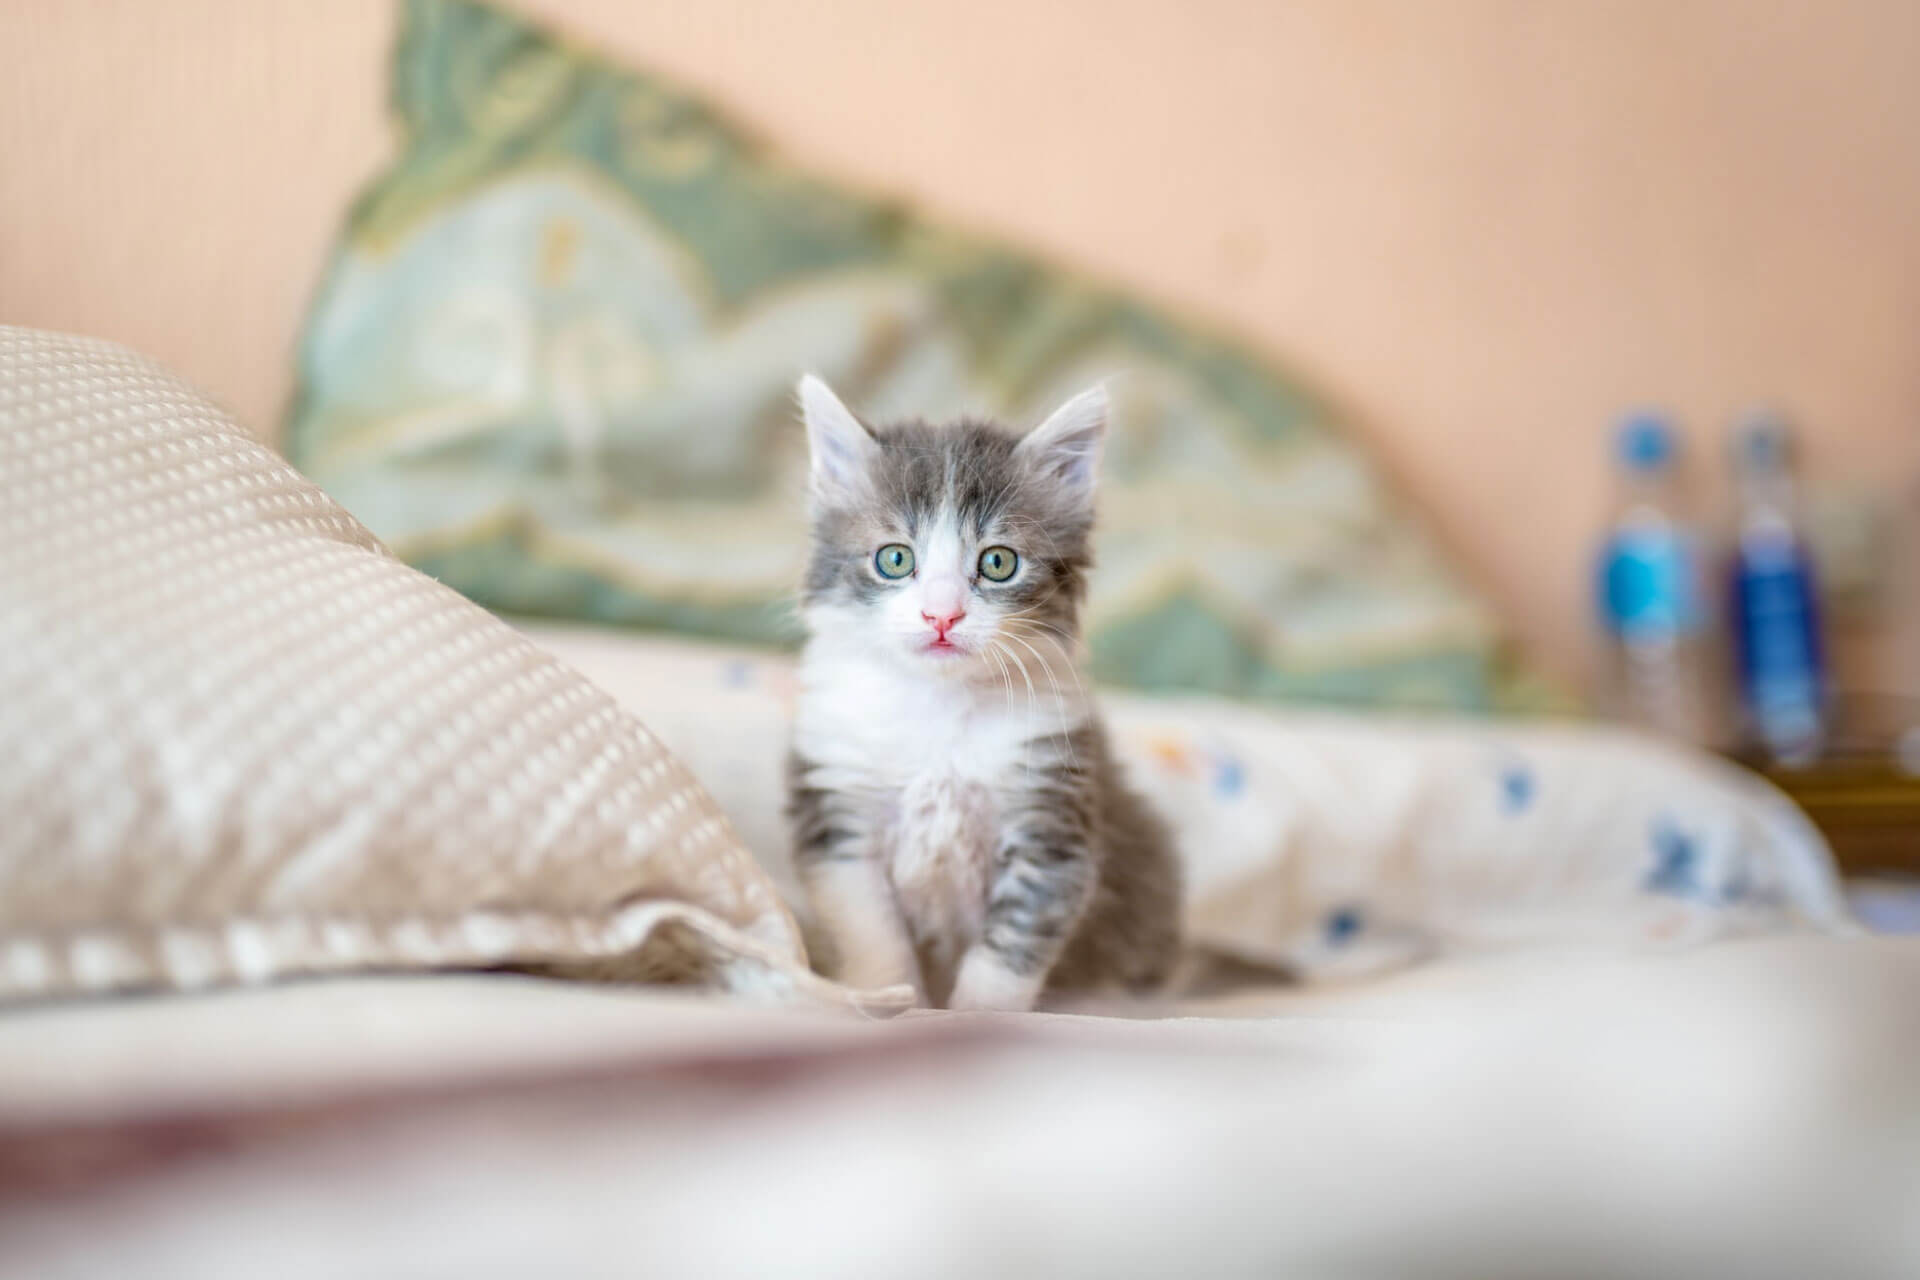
left=1616, top=412, right=1675, bottom=472
left=1734, top=410, right=1792, bottom=470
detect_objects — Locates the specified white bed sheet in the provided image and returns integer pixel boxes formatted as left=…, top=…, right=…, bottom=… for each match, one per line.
left=2, top=935, right=1916, bottom=1278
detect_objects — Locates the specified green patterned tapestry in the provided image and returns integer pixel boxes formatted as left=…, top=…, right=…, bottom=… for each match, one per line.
left=287, top=0, right=1546, bottom=710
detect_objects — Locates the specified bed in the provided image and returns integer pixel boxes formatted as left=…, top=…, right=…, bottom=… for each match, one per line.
left=3, top=322, right=1916, bottom=1277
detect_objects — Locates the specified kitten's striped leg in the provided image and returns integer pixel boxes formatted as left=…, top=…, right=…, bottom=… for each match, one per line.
left=790, top=751, right=923, bottom=1001
left=801, top=858, right=925, bottom=1003
left=949, top=840, right=1094, bottom=1012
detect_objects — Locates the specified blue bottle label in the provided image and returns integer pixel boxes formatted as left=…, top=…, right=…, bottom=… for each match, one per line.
left=1731, top=532, right=1824, bottom=727
left=1599, top=530, right=1705, bottom=639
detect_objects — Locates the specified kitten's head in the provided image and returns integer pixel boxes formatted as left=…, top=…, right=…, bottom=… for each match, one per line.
left=796, top=374, right=1106, bottom=676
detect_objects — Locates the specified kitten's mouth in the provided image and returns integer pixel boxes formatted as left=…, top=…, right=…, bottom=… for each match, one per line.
left=921, top=636, right=967, bottom=658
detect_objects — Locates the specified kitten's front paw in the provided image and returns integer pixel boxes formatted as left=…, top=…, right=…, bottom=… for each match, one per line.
left=832, top=956, right=926, bottom=1008
left=947, top=951, right=1044, bottom=1013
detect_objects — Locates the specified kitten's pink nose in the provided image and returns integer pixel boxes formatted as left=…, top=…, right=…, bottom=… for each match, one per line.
left=921, top=609, right=965, bottom=639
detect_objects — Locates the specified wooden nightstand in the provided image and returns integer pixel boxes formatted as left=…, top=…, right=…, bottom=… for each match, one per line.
left=1755, top=758, right=1920, bottom=876
left=1734, top=697, right=1920, bottom=876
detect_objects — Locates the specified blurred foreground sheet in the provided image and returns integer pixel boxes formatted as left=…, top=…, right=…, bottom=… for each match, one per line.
left=2, top=934, right=1917, bottom=1279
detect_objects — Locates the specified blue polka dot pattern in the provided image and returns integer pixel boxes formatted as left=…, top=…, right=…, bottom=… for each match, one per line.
left=1324, top=906, right=1365, bottom=945
left=1498, top=762, right=1535, bottom=814
left=1643, top=818, right=1701, bottom=898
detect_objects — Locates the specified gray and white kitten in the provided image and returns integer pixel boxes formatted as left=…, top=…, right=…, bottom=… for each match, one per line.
left=786, top=375, right=1180, bottom=1011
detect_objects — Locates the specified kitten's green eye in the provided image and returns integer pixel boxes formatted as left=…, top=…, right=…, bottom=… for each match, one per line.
left=874, top=543, right=915, bottom=579
left=977, top=546, right=1019, bottom=582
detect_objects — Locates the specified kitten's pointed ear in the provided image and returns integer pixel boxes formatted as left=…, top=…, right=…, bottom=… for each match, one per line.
left=797, top=374, right=876, bottom=503
left=1016, top=384, right=1108, bottom=504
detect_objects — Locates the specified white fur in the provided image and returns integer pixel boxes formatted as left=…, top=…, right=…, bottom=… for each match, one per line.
left=948, top=947, right=1046, bottom=1013
left=794, top=604, right=1088, bottom=793
left=795, top=604, right=1089, bottom=1005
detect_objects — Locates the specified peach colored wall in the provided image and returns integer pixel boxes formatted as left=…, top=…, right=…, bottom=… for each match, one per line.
left=4, top=0, right=1917, bottom=696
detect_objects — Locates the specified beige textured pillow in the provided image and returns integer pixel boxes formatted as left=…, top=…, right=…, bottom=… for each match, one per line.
left=0, top=326, right=832, bottom=1004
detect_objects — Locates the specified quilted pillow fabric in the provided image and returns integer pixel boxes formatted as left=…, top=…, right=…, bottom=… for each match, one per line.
left=286, top=0, right=1552, bottom=713
left=0, top=325, right=830, bottom=1004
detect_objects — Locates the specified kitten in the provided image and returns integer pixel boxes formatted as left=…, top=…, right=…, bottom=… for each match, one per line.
left=786, top=375, right=1180, bottom=1011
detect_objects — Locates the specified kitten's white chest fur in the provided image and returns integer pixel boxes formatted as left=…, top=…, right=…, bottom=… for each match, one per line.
left=889, top=771, right=994, bottom=976
left=794, top=634, right=1085, bottom=995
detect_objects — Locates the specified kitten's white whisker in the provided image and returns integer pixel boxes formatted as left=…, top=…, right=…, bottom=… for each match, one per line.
left=982, top=643, right=1017, bottom=721
left=1001, top=635, right=1042, bottom=731
left=1003, top=625, right=1092, bottom=780
left=990, top=636, right=1046, bottom=774
left=1005, top=613, right=1082, bottom=654
left=1005, top=577, right=1082, bottom=626
left=998, top=629, right=1080, bottom=773
left=984, top=640, right=1035, bottom=772
left=1003, top=620, right=1089, bottom=702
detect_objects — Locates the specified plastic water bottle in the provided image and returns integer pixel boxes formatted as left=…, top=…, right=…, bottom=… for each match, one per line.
left=1728, top=412, right=1827, bottom=765
left=1595, top=413, right=1719, bottom=745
